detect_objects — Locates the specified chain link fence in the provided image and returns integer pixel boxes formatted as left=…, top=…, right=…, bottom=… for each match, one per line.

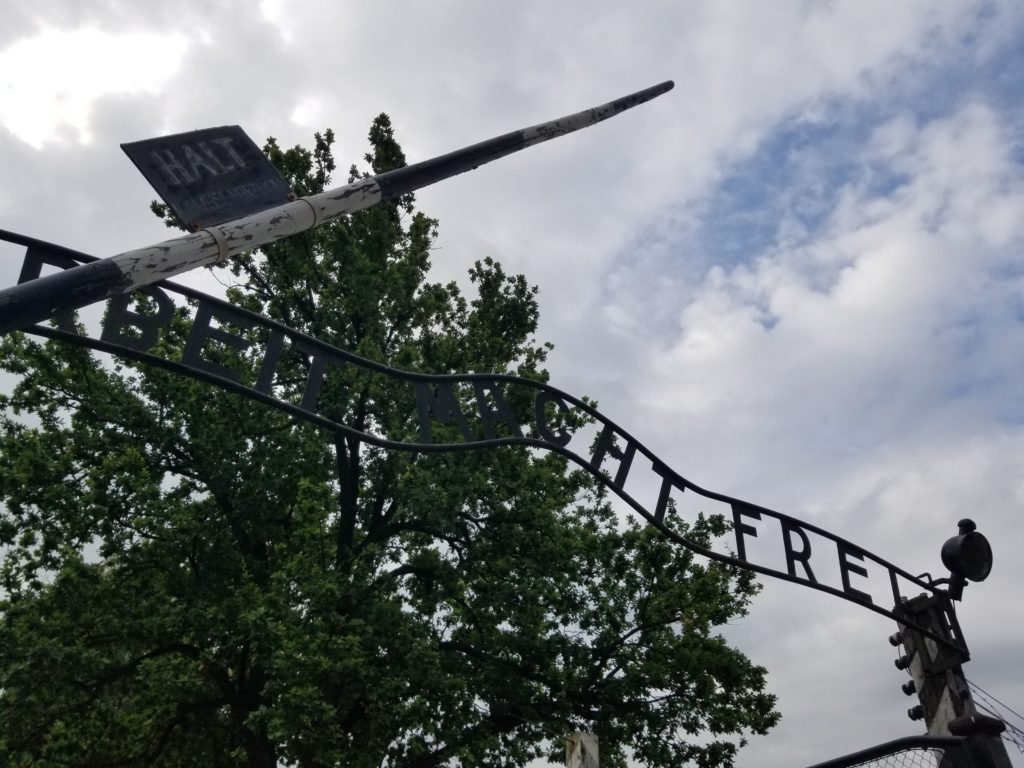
left=802, top=736, right=966, bottom=768
left=831, top=745, right=943, bottom=768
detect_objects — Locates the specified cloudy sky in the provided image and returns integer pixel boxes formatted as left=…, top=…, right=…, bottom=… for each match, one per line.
left=3, top=2, right=1024, bottom=766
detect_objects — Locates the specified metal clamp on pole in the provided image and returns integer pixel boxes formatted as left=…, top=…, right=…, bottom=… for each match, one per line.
left=202, top=226, right=231, bottom=265
left=297, top=196, right=322, bottom=229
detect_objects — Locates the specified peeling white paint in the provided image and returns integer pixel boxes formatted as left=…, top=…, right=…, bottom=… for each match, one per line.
left=111, top=183, right=382, bottom=291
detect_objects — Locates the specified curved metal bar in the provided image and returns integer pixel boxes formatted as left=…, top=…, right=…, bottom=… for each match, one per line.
left=23, top=321, right=961, bottom=652
left=2, top=230, right=965, bottom=652
left=801, top=735, right=967, bottom=768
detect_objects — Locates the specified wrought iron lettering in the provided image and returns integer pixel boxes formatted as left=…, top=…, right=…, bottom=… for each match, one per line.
left=0, top=230, right=965, bottom=653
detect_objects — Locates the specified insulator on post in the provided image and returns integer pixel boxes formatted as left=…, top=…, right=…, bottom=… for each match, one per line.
left=901, top=680, right=916, bottom=696
left=908, top=705, right=925, bottom=721
left=888, top=632, right=903, bottom=647
left=895, top=650, right=916, bottom=670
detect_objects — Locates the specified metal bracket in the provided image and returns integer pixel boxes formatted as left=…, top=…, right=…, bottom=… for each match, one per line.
left=297, top=196, right=322, bottom=228
left=202, top=226, right=231, bottom=265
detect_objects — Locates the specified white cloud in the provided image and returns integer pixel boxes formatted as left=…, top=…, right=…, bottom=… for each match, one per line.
left=641, top=102, right=1024, bottom=471
left=0, top=27, right=188, bottom=147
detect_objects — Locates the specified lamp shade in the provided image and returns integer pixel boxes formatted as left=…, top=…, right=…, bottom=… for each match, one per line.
left=941, top=519, right=993, bottom=583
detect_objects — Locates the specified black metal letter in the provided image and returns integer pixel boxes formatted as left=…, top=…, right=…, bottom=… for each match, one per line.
left=838, top=541, right=873, bottom=604
left=781, top=519, right=817, bottom=583
left=290, top=338, right=348, bottom=412
left=732, top=504, right=760, bottom=562
left=416, top=382, right=474, bottom=443
left=182, top=301, right=253, bottom=382
left=100, top=287, right=175, bottom=353
left=17, top=246, right=83, bottom=334
left=650, top=459, right=684, bottom=525
left=473, top=381, right=523, bottom=439
left=534, top=390, right=574, bottom=447
left=254, top=329, right=286, bottom=394
left=589, top=423, right=637, bottom=491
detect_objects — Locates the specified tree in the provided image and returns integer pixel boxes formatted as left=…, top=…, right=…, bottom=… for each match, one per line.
left=0, top=117, right=778, bottom=768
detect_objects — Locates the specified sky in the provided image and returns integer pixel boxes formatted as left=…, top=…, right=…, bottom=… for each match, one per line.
left=2, top=1, right=1024, bottom=766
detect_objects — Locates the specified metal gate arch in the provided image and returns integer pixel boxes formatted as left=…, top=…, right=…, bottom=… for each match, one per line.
left=1, top=228, right=966, bottom=654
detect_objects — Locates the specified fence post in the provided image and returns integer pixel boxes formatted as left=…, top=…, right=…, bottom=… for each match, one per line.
left=894, top=595, right=1011, bottom=768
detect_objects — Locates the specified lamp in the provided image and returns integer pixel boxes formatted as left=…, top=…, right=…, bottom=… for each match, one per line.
left=940, top=519, right=993, bottom=600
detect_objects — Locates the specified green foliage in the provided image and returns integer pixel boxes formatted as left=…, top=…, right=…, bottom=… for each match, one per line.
left=0, top=117, right=777, bottom=767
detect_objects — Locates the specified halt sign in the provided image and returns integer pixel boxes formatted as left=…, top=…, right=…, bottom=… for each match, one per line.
left=121, top=126, right=293, bottom=231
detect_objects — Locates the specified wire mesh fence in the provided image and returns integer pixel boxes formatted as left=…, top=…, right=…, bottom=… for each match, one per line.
left=833, top=745, right=944, bottom=768
left=802, top=736, right=966, bottom=768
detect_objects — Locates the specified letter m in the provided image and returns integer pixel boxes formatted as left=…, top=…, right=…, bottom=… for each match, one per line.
left=415, top=382, right=474, bottom=443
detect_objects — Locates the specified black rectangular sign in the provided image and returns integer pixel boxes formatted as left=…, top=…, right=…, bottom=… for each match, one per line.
left=121, top=126, right=293, bottom=231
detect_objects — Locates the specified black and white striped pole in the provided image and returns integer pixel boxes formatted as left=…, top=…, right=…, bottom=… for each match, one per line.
left=0, top=80, right=673, bottom=335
